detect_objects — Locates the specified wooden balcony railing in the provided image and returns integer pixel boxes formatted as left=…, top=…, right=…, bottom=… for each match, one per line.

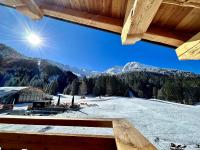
left=0, top=117, right=157, bottom=150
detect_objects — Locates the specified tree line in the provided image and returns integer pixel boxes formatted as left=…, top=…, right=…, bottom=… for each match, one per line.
left=1, top=56, right=200, bottom=105
left=63, top=72, right=200, bottom=105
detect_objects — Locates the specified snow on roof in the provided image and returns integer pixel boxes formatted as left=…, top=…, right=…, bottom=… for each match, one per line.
left=0, top=87, right=28, bottom=98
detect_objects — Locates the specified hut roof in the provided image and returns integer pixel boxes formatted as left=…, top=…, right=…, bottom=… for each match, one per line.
left=0, top=87, right=28, bottom=98
left=0, top=0, right=200, bottom=60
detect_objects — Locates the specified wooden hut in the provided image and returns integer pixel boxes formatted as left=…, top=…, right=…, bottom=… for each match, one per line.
left=17, top=87, right=53, bottom=103
left=0, top=87, right=52, bottom=104
left=0, top=0, right=199, bottom=60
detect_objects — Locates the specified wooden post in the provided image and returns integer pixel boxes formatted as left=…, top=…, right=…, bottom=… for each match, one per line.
left=71, top=95, right=75, bottom=107
left=113, top=119, right=157, bottom=150
left=57, top=95, right=61, bottom=106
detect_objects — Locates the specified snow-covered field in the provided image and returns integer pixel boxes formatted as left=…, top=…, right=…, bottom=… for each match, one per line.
left=1, top=96, right=200, bottom=150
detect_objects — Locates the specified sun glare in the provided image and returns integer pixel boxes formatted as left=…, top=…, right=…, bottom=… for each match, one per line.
left=26, top=32, right=42, bottom=46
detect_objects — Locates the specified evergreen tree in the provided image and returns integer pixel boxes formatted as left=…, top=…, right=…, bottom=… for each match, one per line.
left=153, top=87, right=158, bottom=98
left=79, top=78, right=88, bottom=96
left=47, top=80, right=58, bottom=95
left=63, top=84, right=71, bottom=95
left=70, top=79, right=79, bottom=95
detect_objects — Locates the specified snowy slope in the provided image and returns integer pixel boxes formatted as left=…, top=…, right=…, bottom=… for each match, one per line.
left=1, top=96, right=200, bottom=150
left=55, top=96, right=200, bottom=150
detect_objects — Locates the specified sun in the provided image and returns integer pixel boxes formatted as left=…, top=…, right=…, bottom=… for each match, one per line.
left=26, top=32, right=42, bottom=46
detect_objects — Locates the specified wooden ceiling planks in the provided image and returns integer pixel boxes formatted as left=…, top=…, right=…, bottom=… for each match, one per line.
left=152, top=3, right=193, bottom=30
left=35, top=0, right=127, bottom=19
left=163, top=0, right=200, bottom=8
left=175, top=8, right=200, bottom=33
left=0, top=0, right=200, bottom=60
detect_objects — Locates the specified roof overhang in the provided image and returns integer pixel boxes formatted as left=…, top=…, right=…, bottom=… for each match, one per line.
left=0, top=0, right=199, bottom=60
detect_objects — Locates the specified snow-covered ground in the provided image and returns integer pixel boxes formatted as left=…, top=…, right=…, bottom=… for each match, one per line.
left=0, top=96, right=200, bottom=150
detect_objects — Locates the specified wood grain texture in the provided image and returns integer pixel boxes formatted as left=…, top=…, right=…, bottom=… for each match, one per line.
left=176, top=32, right=200, bottom=60
left=152, top=3, right=192, bottom=29
left=17, top=0, right=43, bottom=20
left=175, top=7, right=200, bottom=33
left=0, top=117, right=158, bottom=150
left=0, top=0, right=23, bottom=7
left=121, top=0, right=163, bottom=44
left=35, top=0, right=127, bottom=19
left=41, top=4, right=123, bottom=33
left=0, top=117, right=113, bottom=127
left=0, top=132, right=116, bottom=150
left=0, top=0, right=200, bottom=52
left=144, top=25, right=193, bottom=47
left=113, top=119, right=157, bottom=150
left=163, top=0, right=200, bottom=8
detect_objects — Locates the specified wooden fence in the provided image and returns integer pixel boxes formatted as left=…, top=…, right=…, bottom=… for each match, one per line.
left=0, top=117, right=157, bottom=150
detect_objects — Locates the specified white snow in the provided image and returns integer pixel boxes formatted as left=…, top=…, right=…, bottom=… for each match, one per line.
left=48, top=60, right=195, bottom=77
left=0, top=87, right=28, bottom=98
left=13, top=103, right=30, bottom=110
left=103, top=62, right=195, bottom=76
left=105, top=66, right=123, bottom=75
left=0, top=96, right=200, bottom=149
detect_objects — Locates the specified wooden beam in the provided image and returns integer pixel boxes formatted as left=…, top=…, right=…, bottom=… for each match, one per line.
left=121, top=0, right=163, bottom=45
left=144, top=25, right=193, bottom=47
left=16, top=0, right=43, bottom=20
left=0, top=0, right=23, bottom=7
left=0, top=1, right=123, bottom=33
left=163, top=0, right=200, bottom=8
left=176, top=32, right=200, bottom=60
left=41, top=4, right=123, bottom=34
left=0, top=132, right=116, bottom=150
left=113, top=119, right=157, bottom=150
left=0, top=117, right=113, bottom=128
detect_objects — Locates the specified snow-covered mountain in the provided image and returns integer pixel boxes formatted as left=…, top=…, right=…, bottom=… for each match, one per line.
left=104, top=62, right=194, bottom=76
left=105, top=66, right=123, bottom=75
left=46, top=60, right=99, bottom=77
left=0, top=43, right=196, bottom=77
left=49, top=60, right=195, bottom=77
left=105, top=62, right=158, bottom=74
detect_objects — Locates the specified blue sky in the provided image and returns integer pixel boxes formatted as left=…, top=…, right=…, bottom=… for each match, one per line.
left=0, top=5, right=200, bottom=73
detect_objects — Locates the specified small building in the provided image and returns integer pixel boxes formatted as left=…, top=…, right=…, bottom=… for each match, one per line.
left=17, top=87, right=52, bottom=103
left=0, top=87, right=27, bottom=104
left=32, top=100, right=52, bottom=109
left=0, top=87, right=52, bottom=105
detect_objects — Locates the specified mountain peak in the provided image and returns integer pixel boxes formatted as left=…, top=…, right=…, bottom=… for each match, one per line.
left=0, top=44, right=24, bottom=59
left=122, top=62, right=158, bottom=72
left=104, top=61, right=195, bottom=76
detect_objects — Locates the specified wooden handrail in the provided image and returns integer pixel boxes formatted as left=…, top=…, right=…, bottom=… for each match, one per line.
left=0, top=117, right=157, bottom=150
left=0, top=132, right=116, bottom=150
left=0, top=117, right=113, bottom=128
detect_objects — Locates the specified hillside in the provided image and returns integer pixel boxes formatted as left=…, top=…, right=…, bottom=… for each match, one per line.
left=0, top=44, right=77, bottom=94
left=0, top=44, right=24, bottom=59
